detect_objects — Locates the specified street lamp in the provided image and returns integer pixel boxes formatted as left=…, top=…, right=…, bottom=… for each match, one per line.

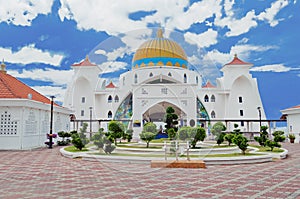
left=89, top=107, right=92, bottom=139
left=49, top=96, right=55, bottom=149
left=257, top=107, right=262, bottom=132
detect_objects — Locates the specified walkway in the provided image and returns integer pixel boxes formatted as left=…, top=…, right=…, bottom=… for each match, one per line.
left=0, top=143, right=299, bottom=199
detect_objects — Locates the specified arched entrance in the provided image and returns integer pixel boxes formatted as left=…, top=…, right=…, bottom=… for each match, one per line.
left=142, top=101, right=186, bottom=126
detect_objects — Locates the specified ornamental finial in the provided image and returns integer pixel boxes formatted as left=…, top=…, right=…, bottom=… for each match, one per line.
left=157, top=28, right=163, bottom=38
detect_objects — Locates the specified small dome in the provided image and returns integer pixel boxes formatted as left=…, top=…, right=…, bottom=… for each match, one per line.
left=132, top=29, right=188, bottom=69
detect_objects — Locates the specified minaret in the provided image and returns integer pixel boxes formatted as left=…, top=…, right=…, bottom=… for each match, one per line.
left=1, top=59, right=6, bottom=74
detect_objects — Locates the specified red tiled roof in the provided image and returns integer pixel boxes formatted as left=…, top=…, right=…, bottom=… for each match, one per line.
left=0, top=72, right=53, bottom=105
left=106, top=81, right=116, bottom=88
left=202, top=81, right=216, bottom=88
left=72, top=55, right=97, bottom=67
left=225, top=54, right=252, bottom=66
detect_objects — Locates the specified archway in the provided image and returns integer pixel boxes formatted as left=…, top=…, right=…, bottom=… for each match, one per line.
left=142, top=101, right=186, bottom=128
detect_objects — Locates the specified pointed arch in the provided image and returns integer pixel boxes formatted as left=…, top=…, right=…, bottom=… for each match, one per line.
left=211, top=95, right=216, bottom=102
left=108, top=111, right=113, bottom=118
left=108, top=95, right=113, bottom=103
left=211, top=111, right=216, bottom=118
left=114, top=95, right=119, bottom=103
left=204, top=95, right=209, bottom=102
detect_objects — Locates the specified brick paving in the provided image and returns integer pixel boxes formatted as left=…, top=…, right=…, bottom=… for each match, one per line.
left=0, top=142, right=299, bottom=199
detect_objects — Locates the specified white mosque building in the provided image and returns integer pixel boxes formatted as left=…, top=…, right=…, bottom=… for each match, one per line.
left=64, top=29, right=266, bottom=139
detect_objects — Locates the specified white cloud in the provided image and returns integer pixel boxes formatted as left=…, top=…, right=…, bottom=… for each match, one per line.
left=0, top=0, right=53, bottom=26
left=95, top=46, right=129, bottom=61
left=0, top=44, right=64, bottom=66
left=163, top=0, right=221, bottom=31
left=202, top=43, right=278, bottom=66
left=32, top=86, right=66, bottom=104
left=184, top=28, right=218, bottom=48
left=57, top=0, right=220, bottom=35
left=215, top=10, right=258, bottom=37
left=250, top=64, right=291, bottom=72
left=257, top=0, right=289, bottom=27
left=8, top=68, right=73, bottom=86
left=99, top=61, right=128, bottom=74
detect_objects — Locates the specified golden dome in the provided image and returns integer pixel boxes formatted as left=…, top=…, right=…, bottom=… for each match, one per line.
left=132, top=29, right=188, bottom=69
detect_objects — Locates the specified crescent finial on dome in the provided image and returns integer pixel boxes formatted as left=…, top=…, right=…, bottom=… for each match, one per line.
left=156, top=28, right=163, bottom=38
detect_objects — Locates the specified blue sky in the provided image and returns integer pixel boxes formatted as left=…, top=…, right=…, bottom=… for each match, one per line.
left=0, top=0, right=299, bottom=120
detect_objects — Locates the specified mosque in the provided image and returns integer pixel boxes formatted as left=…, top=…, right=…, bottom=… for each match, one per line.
left=64, top=29, right=266, bottom=139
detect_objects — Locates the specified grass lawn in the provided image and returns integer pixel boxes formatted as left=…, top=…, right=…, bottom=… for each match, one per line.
left=117, top=144, right=162, bottom=149
left=64, top=145, right=89, bottom=152
left=249, top=144, right=284, bottom=153
left=89, top=152, right=262, bottom=158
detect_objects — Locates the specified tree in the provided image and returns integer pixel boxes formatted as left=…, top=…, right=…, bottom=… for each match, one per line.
left=178, top=126, right=190, bottom=140
left=167, top=128, right=176, bottom=140
left=273, top=131, right=285, bottom=143
left=108, top=121, right=124, bottom=145
left=254, top=126, right=269, bottom=147
left=224, top=133, right=235, bottom=146
left=124, top=129, right=133, bottom=142
left=71, top=133, right=85, bottom=150
left=164, top=106, right=179, bottom=132
left=232, top=123, right=241, bottom=134
left=71, top=123, right=89, bottom=150
left=211, top=122, right=226, bottom=146
left=57, top=131, right=71, bottom=146
left=91, top=128, right=105, bottom=150
left=139, top=122, right=157, bottom=148
left=232, top=134, right=248, bottom=155
left=265, top=131, right=285, bottom=151
left=191, top=127, right=206, bottom=148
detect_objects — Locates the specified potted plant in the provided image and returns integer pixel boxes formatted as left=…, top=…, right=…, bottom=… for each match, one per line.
left=288, top=134, right=295, bottom=143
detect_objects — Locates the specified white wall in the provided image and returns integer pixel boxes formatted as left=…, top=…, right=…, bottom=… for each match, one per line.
left=0, top=99, right=71, bottom=149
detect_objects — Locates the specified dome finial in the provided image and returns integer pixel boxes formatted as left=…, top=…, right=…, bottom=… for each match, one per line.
left=156, top=28, right=163, bottom=38
left=234, top=53, right=237, bottom=58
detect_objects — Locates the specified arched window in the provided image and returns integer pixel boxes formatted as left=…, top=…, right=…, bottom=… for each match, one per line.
left=149, top=72, right=153, bottom=77
left=196, top=76, right=199, bottom=84
left=114, top=95, right=119, bottom=103
left=134, top=74, right=138, bottom=84
left=184, top=73, right=187, bottom=83
left=204, top=95, right=209, bottom=102
left=123, top=76, right=125, bottom=86
left=108, top=95, right=112, bottom=103
left=108, top=111, right=113, bottom=118
left=211, top=95, right=215, bottom=102
left=211, top=111, right=216, bottom=118
left=168, top=72, right=172, bottom=77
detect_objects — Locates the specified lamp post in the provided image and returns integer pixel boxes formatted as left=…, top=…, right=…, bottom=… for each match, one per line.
left=89, top=107, right=92, bottom=139
left=257, top=107, right=262, bottom=132
left=49, top=96, right=55, bottom=149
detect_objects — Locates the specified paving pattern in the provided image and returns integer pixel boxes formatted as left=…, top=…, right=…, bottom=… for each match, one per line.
left=0, top=142, right=299, bottom=199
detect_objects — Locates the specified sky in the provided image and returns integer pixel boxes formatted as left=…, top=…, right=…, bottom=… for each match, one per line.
left=0, top=0, right=299, bottom=121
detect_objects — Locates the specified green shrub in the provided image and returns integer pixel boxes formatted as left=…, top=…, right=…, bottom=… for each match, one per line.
left=224, top=133, right=235, bottom=146
left=233, top=134, right=248, bottom=155
left=167, top=128, right=176, bottom=140
left=254, top=126, right=269, bottom=147
left=178, top=126, right=190, bottom=140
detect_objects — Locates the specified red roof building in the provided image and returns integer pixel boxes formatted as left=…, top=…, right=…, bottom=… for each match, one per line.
left=224, top=54, right=252, bottom=66
left=72, top=55, right=97, bottom=67
left=106, top=81, right=117, bottom=88
left=0, top=70, right=52, bottom=105
left=202, top=81, right=216, bottom=88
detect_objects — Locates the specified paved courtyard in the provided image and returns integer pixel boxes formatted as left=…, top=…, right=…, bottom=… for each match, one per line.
left=0, top=142, right=299, bottom=199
